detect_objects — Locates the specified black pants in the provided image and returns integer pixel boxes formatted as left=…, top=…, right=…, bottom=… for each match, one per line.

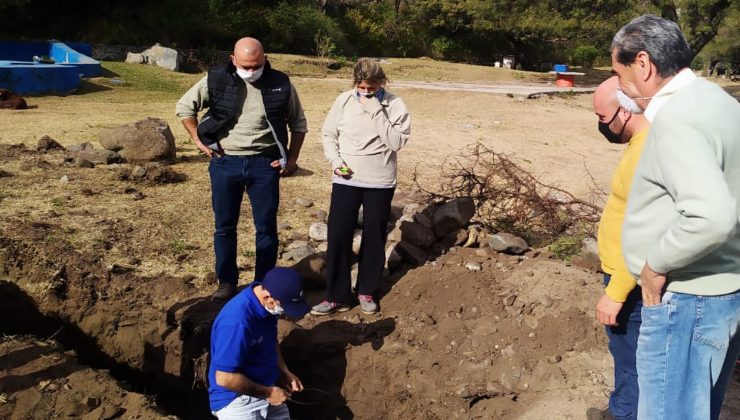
left=326, top=183, right=394, bottom=303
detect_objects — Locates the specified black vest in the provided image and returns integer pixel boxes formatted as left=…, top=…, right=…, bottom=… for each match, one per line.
left=197, top=61, right=292, bottom=150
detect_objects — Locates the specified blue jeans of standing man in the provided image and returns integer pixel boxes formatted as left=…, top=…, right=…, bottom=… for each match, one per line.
left=637, top=290, right=740, bottom=420
left=604, top=274, right=642, bottom=420
left=209, top=155, right=280, bottom=284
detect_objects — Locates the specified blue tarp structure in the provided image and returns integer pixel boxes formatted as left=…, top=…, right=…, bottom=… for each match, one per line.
left=0, top=40, right=102, bottom=95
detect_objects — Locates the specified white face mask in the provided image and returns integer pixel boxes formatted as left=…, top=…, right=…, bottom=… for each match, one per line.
left=236, top=66, right=264, bottom=82
left=616, top=89, right=643, bottom=114
left=265, top=303, right=285, bottom=316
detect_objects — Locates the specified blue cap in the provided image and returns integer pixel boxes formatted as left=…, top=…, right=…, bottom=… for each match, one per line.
left=262, top=267, right=310, bottom=318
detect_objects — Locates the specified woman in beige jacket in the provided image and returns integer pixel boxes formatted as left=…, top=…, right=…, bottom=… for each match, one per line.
left=311, top=58, right=411, bottom=315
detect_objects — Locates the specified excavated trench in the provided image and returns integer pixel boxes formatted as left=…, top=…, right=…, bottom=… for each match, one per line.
left=0, top=229, right=387, bottom=419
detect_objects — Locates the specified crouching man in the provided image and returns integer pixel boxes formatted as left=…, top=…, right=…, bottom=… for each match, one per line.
left=208, top=267, right=310, bottom=419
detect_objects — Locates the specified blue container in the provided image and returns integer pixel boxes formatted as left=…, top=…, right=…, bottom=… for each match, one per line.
left=0, top=40, right=101, bottom=95
left=553, top=64, right=569, bottom=72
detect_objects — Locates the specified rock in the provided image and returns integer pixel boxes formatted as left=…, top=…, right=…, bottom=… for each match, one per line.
left=74, top=158, right=94, bottom=168
left=385, top=243, right=403, bottom=271
left=503, top=294, right=517, bottom=307
left=387, top=225, right=402, bottom=243
left=580, top=237, right=600, bottom=266
left=131, top=165, right=147, bottom=179
left=396, top=241, right=428, bottom=266
left=290, top=231, right=309, bottom=241
left=125, top=52, right=146, bottom=64
left=540, top=296, right=554, bottom=308
left=140, top=44, right=181, bottom=71
left=433, top=198, right=476, bottom=237
left=282, top=242, right=316, bottom=261
left=65, top=142, right=94, bottom=153
left=292, top=253, right=327, bottom=289
left=317, top=242, right=328, bottom=252
left=414, top=212, right=433, bottom=228
left=571, top=255, right=600, bottom=272
left=441, top=228, right=468, bottom=248
left=68, top=147, right=119, bottom=165
left=310, top=209, right=327, bottom=221
left=403, top=203, right=421, bottom=217
left=489, top=233, right=529, bottom=255
left=295, top=197, right=314, bottom=207
left=523, top=315, right=539, bottom=329
left=36, top=135, right=63, bottom=151
left=430, top=242, right=446, bottom=255
left=286, top=240, right=311, bottom=250
left=465, top=262, right=482, bottom=272
left=399, top=221, right=435, bottom=249
left=308, top=222, right=328, bottom=241
left=98, top=118, right=176, bottom=163
left=352, top=231, right=363, bottom=255
left=60, top=175, right=69, bottom=183
left=547, top=355, right=562, bottom=364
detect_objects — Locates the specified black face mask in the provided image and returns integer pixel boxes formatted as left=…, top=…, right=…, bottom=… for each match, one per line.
left=598, top=108, right=626, bottom=144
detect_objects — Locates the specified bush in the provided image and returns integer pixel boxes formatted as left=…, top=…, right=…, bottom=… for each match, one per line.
left=266, top=2, right=345, bottom=55
left=571, top=45, right=600, bottom=68
left=430, top=36, right=456, bottom=60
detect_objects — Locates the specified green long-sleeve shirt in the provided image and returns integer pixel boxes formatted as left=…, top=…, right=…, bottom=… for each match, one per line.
left=622, top=72, right=740, bottom=296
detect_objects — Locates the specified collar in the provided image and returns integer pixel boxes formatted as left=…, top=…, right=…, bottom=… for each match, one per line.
left=644, top=68, right=696, bottom=122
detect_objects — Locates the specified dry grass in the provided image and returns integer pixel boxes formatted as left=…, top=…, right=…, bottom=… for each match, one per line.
left=0, top=55, right=656, bottom=286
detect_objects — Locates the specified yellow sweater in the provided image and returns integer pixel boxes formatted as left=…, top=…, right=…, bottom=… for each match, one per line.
left=597, top=129, right=648, bottom=302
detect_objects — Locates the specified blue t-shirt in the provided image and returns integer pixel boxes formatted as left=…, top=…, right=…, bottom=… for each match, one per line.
left=208, top=283, right=279, bottom=412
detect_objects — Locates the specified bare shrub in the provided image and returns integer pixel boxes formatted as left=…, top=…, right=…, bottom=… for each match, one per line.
left=413, top=143, right=602, bottom=247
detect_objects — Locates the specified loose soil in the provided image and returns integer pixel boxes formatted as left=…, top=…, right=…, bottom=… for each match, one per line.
left=1, top=58, right=738, bottom=419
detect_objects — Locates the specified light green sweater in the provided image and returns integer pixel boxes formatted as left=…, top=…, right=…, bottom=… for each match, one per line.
left=622, top=77, right=740, bottom=295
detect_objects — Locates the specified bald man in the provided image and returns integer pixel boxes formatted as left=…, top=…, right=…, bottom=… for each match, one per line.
left=177, top=37, right=307, bottom=300
left=588, top=76, right=650, bottom=420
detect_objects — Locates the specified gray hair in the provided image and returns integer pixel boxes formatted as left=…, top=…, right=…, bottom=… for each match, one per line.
left=611, top=14, right=692, bottom=78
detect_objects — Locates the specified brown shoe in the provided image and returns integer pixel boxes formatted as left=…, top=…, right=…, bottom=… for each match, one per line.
left=212, top=283, right=237, bottom=301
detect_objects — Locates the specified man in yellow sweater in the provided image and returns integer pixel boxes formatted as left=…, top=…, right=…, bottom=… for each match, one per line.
left=591, top=76, right=650, bottom=420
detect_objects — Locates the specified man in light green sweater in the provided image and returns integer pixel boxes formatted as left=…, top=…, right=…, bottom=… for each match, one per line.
left=612, top=15, right=740, bottom=420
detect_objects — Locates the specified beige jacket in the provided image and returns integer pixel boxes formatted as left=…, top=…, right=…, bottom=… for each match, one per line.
left=321, top=90, right=411, bottom=187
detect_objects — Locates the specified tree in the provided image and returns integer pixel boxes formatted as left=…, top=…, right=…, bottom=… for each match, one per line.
left=649, top=0, right=736, bottom=58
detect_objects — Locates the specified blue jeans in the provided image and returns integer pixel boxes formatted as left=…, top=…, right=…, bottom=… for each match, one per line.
left=209, top=155, right=280, bottom=284
left=637, top=290, right=740, bottom=420
left=604, top=274, right=642, bottom=420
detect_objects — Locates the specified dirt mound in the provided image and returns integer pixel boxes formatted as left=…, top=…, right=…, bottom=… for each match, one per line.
left=0, top=336, right=168, bottom=419
left=280, top=248, right=611, bottom=419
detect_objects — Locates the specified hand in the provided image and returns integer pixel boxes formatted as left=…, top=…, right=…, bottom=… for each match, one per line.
left=280, top=157, right=298, bottom=176
left=280, top=370, right=304, bottom=393
left=596, top=293, right=623, bottom=326
left=640, top=263, right=667, bottom=307
left=334, top=165, right=353, bottom=178
left=194, top=138, right=222, bottom=158
left=266, top=386, right=290, bottom=406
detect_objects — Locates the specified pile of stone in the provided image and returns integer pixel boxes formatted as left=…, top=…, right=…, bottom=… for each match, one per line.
left=286, top=191, right=533, bottom=289
left=62, top=118, right=176, bottom=168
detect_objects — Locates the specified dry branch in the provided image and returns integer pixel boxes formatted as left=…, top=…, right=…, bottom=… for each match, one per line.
left=413, top=143, right=602, bottom=247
